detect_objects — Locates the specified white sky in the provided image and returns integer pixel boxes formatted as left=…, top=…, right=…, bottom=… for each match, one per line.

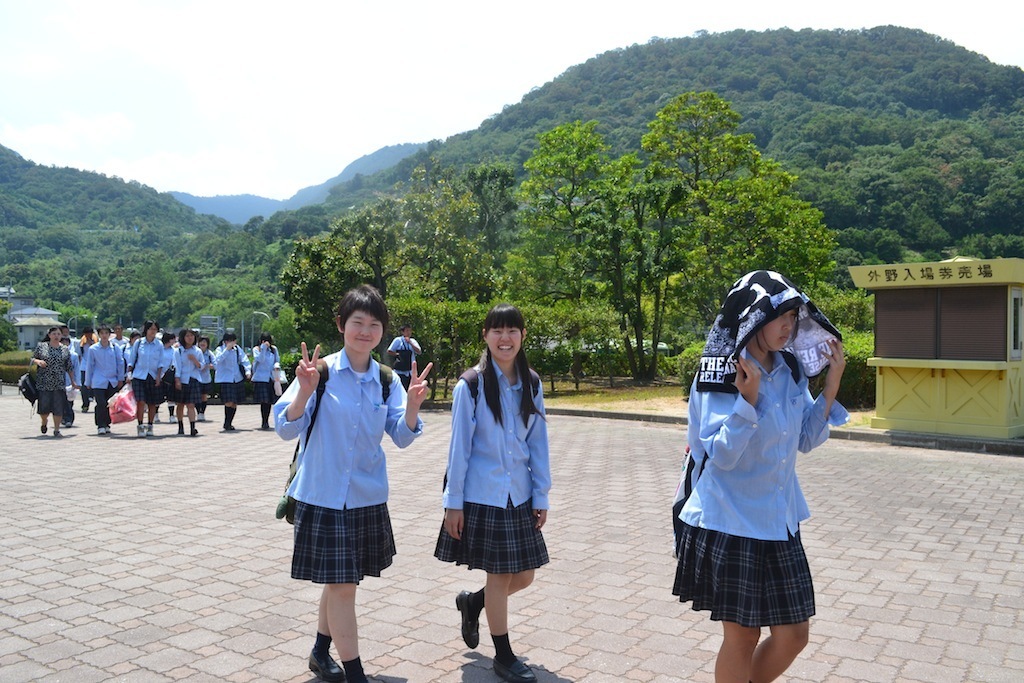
left=1, top=1, right=1021, bottom=200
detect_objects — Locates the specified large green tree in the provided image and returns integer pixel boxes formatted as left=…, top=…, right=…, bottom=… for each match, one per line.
left=643, top=92, right=836, bottom=322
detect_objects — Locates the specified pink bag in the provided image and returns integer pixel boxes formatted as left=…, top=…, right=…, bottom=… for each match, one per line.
left=108, top=385, right=138, bottom=424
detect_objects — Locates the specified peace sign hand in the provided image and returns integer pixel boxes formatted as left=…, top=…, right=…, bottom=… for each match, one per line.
left=405, top=360, right=433, bottom=409
left=295, top=342, right=322, bottom=396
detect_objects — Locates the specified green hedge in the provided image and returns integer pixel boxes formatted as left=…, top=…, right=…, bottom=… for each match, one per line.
left=678, top=331, right=875, bottom=408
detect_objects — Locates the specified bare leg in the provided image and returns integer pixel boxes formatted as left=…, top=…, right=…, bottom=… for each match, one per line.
left=716, top=621, right=760, bottom=683
left=484, top=570, right=534, bottom=635
left=750, top=621, right=809, bottom=683
left=323, top=583, right=359, bottom=661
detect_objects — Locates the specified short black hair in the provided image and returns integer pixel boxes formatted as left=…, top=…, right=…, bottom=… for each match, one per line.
left=97, top=324, right=111, bottom=334
left=335, top=284, right=389, bottom=332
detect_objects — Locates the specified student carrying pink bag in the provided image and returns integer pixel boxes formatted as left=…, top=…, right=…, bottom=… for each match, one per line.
left=108, top=385, right=138, bottom=424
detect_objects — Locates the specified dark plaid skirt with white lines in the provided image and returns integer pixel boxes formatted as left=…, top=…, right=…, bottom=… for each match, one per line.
left=252, top=380, right=275, bottom=404
left=672, top=522, right=815, bottom=628
left=218, top=381, right=246, bottom=404
left=131, top=376, right=163, bottom=405
left=291, top=501, right=396, bottom=584
left=434, top=499, right=549, bottom=574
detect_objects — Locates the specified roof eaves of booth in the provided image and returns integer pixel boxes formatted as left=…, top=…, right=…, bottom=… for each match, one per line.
left=849, top=257, right=1024, bottom=290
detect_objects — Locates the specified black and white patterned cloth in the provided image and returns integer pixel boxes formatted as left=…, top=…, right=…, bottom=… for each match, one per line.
left=695, top=270, right=841, bottom=393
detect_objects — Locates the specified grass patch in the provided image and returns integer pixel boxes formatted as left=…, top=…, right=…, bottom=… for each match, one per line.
left=543, top=382, right=686, bottom=414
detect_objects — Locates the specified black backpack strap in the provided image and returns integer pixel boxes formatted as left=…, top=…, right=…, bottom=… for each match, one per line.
left=290, top=360, right=330, bottom=466
left=459, top=367, right=481, bottom=401
left=379, top=364, right=393, bottom=404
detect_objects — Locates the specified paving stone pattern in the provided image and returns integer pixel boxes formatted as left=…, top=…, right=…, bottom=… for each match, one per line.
left=0, top=394, right=1021, bottom=682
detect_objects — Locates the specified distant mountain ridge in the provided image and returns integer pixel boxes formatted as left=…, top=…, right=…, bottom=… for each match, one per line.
left=169, top=142, right=425, bottom=223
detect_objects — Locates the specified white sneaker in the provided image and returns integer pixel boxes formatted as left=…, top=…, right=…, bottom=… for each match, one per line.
left=97, top=427, right=105, bottom=435
left=145, top=424, right=154, bottom=437
left=154, top=415, right=162, bottom=423
left=197, top=414, right=206, bottom=422
left=137, top=424, right=146, bottom=437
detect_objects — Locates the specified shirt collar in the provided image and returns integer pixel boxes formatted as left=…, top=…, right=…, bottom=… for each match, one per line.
left=493, top=363, right=523, bottom=390
left=338, top=348, right=381, bottom=385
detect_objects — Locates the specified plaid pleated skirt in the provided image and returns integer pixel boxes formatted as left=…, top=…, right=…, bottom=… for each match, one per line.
left=672, top=522, right=815, bottom=628
left=131, top=376, right=163, bottom=405
left=291, top=500, right=396, bottom=584
left=174, top=378, right=201, bottom=405
left=199, top=382, right=212, bottom=396
left=434, top=499, right=549, bottom=574
left=219, top=381, right=246, bottom=404
left=252, top=380, right=275, bottom=404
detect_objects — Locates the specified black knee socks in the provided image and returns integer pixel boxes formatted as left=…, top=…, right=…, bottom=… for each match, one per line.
left=469, top=587, right=485, bottom=616
left=492, top=633, right=516, bottom=667
left=313, top=631, right=331, bottom=657
left=342, top=657, right=367, bottom=683
left=224, top=406, right=236, bottom=427
left=260, top=403, right=271, bottom=426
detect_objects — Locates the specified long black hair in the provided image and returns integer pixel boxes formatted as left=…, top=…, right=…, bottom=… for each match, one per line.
left=477, top=303, right=541, bottom=428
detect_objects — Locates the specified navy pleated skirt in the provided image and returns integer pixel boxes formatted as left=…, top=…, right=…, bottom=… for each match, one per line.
left=435, top=499, right=549, bottom=574
left=291, top=501, right=396, bottom=585
left=672, top=522, right=815, bottom=628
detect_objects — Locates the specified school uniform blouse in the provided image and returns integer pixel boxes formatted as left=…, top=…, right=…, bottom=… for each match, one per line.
left=682, top=348, right=849, bottom=542
left=128, top=338, right=164, bottom=380
left=251, top=345, right=279, bottom=382
left=175, top=346, right=203, bottom=384
left=161, top=345, right=176, bottom=377
left=273, top=349, right=423, bottom=511
left=84, top=343, right=125, bottom=389
left=212, top=345, right=251, bottom=383
left=443, top=365, right=551, bottom=511
left=198, top=349, right=214, bottom=383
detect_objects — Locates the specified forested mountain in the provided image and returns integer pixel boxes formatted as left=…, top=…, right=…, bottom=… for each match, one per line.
left=170, top=142, right=426, bottom=224
left=313, top=26, right=1024, bottom=272
left=3, top=25, right=1024, bottom=345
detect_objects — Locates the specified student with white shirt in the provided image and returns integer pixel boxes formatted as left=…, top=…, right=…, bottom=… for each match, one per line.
left=673, top=270, right=848, bottom=683
left=213, top=333, right=251, bottom=431
left=435, top=303, right=551, bottom=683
left=127, top=321, right=165, bottom=438
left=173, top=328, right=203, bottom=436
left=83, top=324, right=125, bottom=435
left=251, top=332, right=281, bottom=430
left=273, top=285, right=431, bottom=683
left=196, top=336, right=215, bottom=422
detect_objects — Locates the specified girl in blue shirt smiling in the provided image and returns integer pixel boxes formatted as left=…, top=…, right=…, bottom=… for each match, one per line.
left=674, top=271, right=848, bottom=683
left=435, top=303, right=551, bottom=683
left=274, top=284, right=431, bottom=683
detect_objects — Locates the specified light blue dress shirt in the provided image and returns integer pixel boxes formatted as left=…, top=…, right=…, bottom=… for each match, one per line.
left=273, top=349, right=423, bottom=511
left=251, top=344, right=279, bottom=382
left=443, top=365, right=551, bottom=511
left=84, top=342, right=125, bottom=389
left=175, top=346, right=203, bottom=384
left=128, top=338, right=164, bottom=380
left=198, top=349, right=214, bottom=383
left=213, top=345, right=251, bottom=383
left=682, top=348, right=849, bottom=541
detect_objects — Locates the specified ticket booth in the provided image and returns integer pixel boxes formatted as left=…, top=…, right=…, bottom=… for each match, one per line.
left=849, top=257, right=1024, bottom=439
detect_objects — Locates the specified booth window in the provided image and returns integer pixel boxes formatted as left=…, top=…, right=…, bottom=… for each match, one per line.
left=875, top=286, right=1006, bottom=361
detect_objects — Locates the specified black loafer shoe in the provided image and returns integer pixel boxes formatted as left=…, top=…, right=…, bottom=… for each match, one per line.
left=494, top=657, right=536, bottom=683
left=308, top=649, right=345, bottom=682
left=456, top=590, right=480, bottom=649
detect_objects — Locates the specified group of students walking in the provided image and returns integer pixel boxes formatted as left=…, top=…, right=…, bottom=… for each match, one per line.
left=31, top=321, right=284, bottom=438
left=272, top=274, right=848, bottom=683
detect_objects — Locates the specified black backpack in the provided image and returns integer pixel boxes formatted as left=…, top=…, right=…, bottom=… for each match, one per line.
left=276, top=360, right=393, bottom=523
left=18, top=371, right=38, bottom=407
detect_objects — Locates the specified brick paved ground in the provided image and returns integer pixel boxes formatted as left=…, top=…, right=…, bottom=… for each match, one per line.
left=0, top=392, right=1021, bottom=682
